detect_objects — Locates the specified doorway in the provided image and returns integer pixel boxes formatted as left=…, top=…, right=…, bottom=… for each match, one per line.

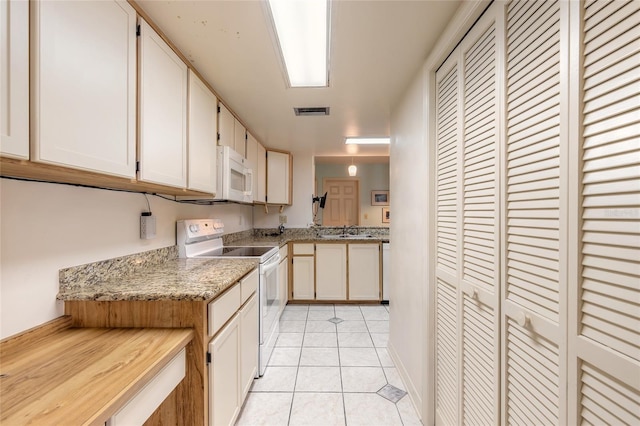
left=322, top=178, right=360, bottom=226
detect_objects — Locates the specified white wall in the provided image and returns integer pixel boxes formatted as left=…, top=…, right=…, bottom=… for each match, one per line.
left=315, top=162, right=390, bottom=227
left=253, top=150, right=315, bottom=228
left=0, top=178, right=252, bottom=338
left=388, top=68, right=428, bottom=414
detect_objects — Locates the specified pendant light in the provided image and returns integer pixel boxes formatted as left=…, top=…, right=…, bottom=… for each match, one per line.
left=348, top=157, right=357, bottom=176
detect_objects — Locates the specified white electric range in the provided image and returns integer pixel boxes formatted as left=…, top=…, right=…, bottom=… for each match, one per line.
left=177, top=219, right=280, bottom=376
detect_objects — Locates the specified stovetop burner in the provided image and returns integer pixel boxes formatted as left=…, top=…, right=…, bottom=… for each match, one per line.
left=196, top=246, right=276, bottom=258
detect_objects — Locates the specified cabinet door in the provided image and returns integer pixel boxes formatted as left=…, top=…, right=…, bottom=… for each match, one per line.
left=246, top=132, right=259, bottom=202
left=139, top=19, right=187, bottom=188
left=348, top=244, right=380, bottom=301
left=239, top=293, right=258, bottom=400
left=266, top=150, right=291, bottom=204
left=218, top=104, right=235, bottom=150
left=278, top=257, right=289, bottom=311
left=1, top=0, right=29, bottom=159
left=572, top=0, right=640, bottom=423
left=31, top=0, right=137, bottom=177
left=256, top=142, right=267, bottom=203
left=292, top=256, right=314, bottom=300
left=503, top=1, right=565, bottom=423
left=187, top=70, right=217, bottom=194
left=316, top=244, right=347, bottom=300
left=209, top=313, right=240, bottom=426
left=234, top=120, right=246, bottom=158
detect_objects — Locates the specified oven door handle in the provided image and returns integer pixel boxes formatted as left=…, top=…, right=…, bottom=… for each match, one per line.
left=261, top=252, right=281, bottom=274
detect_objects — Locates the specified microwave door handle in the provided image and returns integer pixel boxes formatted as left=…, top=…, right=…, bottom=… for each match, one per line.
left=245, top=168, right=253, bottom=196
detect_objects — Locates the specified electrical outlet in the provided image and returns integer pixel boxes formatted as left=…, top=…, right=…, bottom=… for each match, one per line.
left=140, top=213, right=156, bottom=240
left=364, top=213, right=369, bottom=220
left=279, top=215, right=287, bottom=224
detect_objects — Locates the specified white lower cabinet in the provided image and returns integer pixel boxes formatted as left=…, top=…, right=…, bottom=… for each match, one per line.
left=348, top=244, right=380, bottom=300
left=315, top=244, right=347, bottom=300
left=278, top=246, right=289, bottom=312
left=292, top=244, right=315, bottom=300
left=239, top=293, right=258, bottom=400
left=209, top=313, right=241, bottom=426
left=208, top=269, right=259, bottom=426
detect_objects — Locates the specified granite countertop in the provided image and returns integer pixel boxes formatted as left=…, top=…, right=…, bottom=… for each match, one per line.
left=231, top=234, right=389, bottom=246
left=57, top=255, right=259, bottom=302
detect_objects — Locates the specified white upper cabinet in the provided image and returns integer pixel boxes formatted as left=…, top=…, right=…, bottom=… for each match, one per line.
left=31, top=0, right=137, bottom=177
left=218, top=103, right=246, bottom=158
left=246, top=132, right=266, bottom=204
left=187, top=70, right=217, bottom=194
left=246, top=132, right=258, bottom=202
left=256, top=142, right=267, bottom=203
left=138, top=19, right=188, bottom=188
left=1, top=0, right=29, bottom=159
left=266, top=150, right=291, bottom=205
left=218, top=104, right=235, bottom=151
left=234, top=120, right=246, bottom=158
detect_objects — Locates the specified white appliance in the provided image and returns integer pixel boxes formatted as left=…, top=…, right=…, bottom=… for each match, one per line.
left=382, top=242, right=390, bottom=303
left=176, top=219, right=280, bottom=376
left=215, top=146, right=253, bottom=203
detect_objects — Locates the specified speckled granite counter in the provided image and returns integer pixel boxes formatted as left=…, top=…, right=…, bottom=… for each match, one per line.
left=57, top=247, right=258, bottom=302
left=229, top=227, right=390, bottom=246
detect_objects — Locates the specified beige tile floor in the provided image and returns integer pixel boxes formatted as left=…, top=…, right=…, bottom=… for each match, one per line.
left=236, top=304, right=423, bottom=426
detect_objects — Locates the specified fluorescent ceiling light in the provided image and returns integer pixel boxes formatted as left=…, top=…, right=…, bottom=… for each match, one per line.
left=345, top=137, right=391, bottom=145
left=268, top=0, right=329, bottom=87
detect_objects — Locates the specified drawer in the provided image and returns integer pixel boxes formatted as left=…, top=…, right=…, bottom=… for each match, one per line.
left=279, top=245, right=288, bottom=260
left=208, top=284, right=241, bottom=337
left=107, top=348, right=186, bottom=426
left=292, top=243, right=314, bottom=255
left=240, top=268, right=259, bottom=305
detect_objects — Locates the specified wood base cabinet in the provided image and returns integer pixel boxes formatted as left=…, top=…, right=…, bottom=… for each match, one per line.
left=290, top=242, right=381, bottom=303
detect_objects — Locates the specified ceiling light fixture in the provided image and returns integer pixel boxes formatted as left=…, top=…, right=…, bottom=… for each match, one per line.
left=345, top=137, right=391, bottom=145
left=268, top=0, right=330, bottom=88
left=348, top=158, right=357, bottom=176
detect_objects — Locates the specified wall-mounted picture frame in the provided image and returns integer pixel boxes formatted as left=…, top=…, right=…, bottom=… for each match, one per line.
left=371, top=190, right=389, bottom=206
left=382, top=207, right=390, bottom=223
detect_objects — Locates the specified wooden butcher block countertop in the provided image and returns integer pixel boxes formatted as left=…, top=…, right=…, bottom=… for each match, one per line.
left=0, top=317, right=193, bottom=425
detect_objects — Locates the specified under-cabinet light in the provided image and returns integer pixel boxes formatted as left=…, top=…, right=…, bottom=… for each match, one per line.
left=268, top=0, right=329, bottom=87
left=345, top=137, right=391, bottom=145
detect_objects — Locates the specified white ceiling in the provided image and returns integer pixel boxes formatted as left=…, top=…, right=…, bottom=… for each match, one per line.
left=137, top=0, right=461, bottom=158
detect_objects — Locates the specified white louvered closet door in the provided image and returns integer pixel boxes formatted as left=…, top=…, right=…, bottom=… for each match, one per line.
left=503, top=0, right=566, bottom=424
left=459, top=7, right=501, bottom=426
left=435, top=51, right=460, bottom=426
left=571, top=0, right=640, bottom=423
left=434, top=4, right=502, bottom=425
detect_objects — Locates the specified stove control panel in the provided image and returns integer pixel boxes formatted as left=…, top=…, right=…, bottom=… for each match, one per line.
left=177, top=219, right=224, bottom=255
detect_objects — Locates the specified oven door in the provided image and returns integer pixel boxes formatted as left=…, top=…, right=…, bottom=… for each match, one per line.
left=260, top=253, right=280, bottom=346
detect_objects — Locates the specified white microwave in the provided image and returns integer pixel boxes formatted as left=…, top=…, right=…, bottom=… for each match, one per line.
left=215, top=146, right=253, bottom=203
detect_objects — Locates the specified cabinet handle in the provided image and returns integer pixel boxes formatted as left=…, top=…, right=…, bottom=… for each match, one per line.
left=471, top=287, right=478, bottom=299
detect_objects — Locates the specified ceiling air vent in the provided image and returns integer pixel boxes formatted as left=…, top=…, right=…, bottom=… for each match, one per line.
left=294, top=107, right=330, bottom=116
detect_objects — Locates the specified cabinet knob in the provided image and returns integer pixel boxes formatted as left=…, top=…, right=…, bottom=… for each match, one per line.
left=516, top=311, right=530, bottom=328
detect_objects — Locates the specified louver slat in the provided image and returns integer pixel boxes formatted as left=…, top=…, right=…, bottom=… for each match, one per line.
left=580, top=362, right=640, bottom=425
left=581, top=0, right=640, bottom=363
left=505, top=2, right=562, bottom=424
left=436, top=279, right=458, bottom=425
left=437, top=64, right=459, bottom=276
